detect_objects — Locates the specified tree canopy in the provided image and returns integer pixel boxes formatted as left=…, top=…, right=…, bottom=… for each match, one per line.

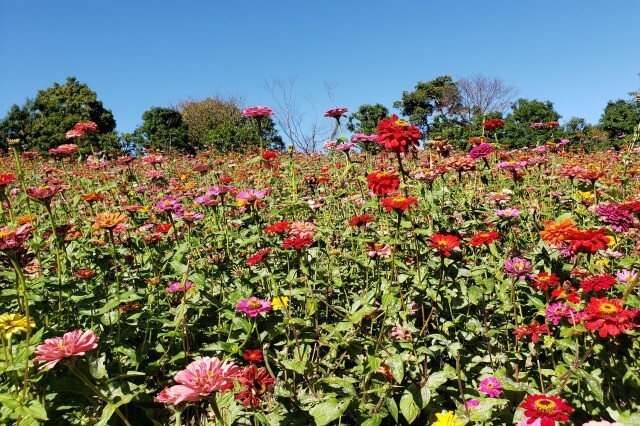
left=599, top=98, right=640, bottom=140
left=132, top=107, right=189, bottom=153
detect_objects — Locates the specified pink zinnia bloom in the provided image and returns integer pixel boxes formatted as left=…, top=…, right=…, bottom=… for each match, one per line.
left=167, top=281, right=194, bottom=293
left=155, top=357, right=240, bottom=404
left=289, top=221, right=316, bottom=239
left=390, top=321, right=412, bottom=340
left=478, top=376, right=502, bottom=398
left=34, top=330, right=99, bottom=370
left=582, top=421, right=624, bottom=426
left=237, top=297, right=271, bottom=317
left=545, top=302, right=577, bottom=326
left=616, top=269, right=638, bottom=285
left=324, top=107, right=348, bottom=118
left=503, top=257, right=533, bottom=280
left=243, top=106, right=273, bottom=118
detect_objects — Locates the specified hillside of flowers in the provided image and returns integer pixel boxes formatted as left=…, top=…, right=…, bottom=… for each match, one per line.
left=1, top=108, right=639, bottom=426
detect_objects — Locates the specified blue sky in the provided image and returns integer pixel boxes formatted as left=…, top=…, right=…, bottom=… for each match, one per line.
left=1, top=1, right=639, bottom=135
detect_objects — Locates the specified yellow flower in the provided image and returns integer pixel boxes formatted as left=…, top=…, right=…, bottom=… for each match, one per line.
left=576, top=190, right=593, bottom=198
left=432, top=411, right=464, bottom=426
left=271, top=296, right=290, bottom=311
left=236, top=198, right=249, bottom=207
left=606, top=235, right=618, bottom=247
left=0, top=313, right=35, bottom=340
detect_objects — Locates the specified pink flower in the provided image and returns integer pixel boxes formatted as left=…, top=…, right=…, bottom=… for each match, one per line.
left=582, top=421, right=624, bottom=426
left=243, top=106, right=273, bottom=118
left=237, top=297, right=271, bottom=317
left=465, top=399, right=480, bottom=409
left=167, top=281, right=194, bottom=293
left=324, top=107, right=348, bottom=118
left=390, top=321, right=413, bottom=340
left=155, top=357, right=240, bottom=404
left=515, top=419, right=542, bottom=426
left=478, top=376, right=502, bottom=397
left=34, top=330, right=99, bottom=370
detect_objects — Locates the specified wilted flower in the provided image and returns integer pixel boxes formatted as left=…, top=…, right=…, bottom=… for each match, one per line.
left=235, top=364, right=275, bottom=408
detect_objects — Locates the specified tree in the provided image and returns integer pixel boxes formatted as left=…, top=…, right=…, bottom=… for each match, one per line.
left=9, top=77, right=119, bottom=153
left=177, top=96, right=244, bottom=147
left=0, top=102, right=32, bottom=151
left=346, top=103, right=389, bottom=135
left=393, top=75, right=461, bottom=138
left=132, top=107, right=189, bottom=152
left=457, top=74, right=519, bottom=121
left=203, top=117, right=283, bottom=153
left=501, top=98, right=563, bottom=148
left=600, top=99, right=640, bottom=140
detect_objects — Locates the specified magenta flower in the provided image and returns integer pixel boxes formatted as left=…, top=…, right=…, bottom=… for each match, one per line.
left=503, top=257, right=533, bottom=280
left=596, top=202, right=636, bottom=232
left=335, top=141, right=357, bottom=152
left=495, top=207, right=521, bottom=219
left=178, top=211, right=205, bottom=222
left=236, top=189, right=269, bottom=202
left=479, top=376, right=502, bottom=397
left=465, top=399, right=480, bottom=409
left=468, top=143, right=496, bottom=160
left=237, top=297, right=271, bottom=317
left=324, top=107, right=348, bottom=118
left=155, top=357, right=240, bottom=404
left=616, top=269, right=638, bottom=285
left=34, top=330, right=99, bottom=370
left=243, top=106, right=273, bottom=118
left=156, top=196, right=182, bottom=212
left=167, top=281, right=194, bottom=293
left=545, top=302, right=577, bottom=325
left=390, top=321, right=413, bottom=340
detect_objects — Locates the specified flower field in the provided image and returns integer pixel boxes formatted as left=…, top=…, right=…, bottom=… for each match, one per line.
left=0, top=112, right=639, bottom=426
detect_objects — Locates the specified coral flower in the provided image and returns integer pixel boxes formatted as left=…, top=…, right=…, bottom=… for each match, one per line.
left=429, top=234, right=460, bottom=257
left=520, top=394, right=573, bottom=426
left=376, top=114, right=422, bottom=154
left=583, top=297, right=637, bottom=338
left=235, top=365, right=275, bottom=408
left=34, top=330, right=99, bottom=370
left=469, top=231, right=500, bottom=247
left=237, top=297, right=271, bottom=317
left=0, top=313, right=35, bottom=340
left=380, top=196, right=418, bottom=212
left=432, top=411, right=464, bottom=426
left=479, top=376, right=502, bottom=398
left=155, top=357, right=240, bottom=404
left=366, top=171, right=400, bottom=196
left=54, top=144, right=79, bottom=155
left=92, top=213, right=128, bottom=230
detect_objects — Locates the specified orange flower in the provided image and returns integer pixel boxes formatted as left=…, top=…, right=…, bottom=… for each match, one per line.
left=92, top=213, right=127, bottom=230
left=17, top=214, right=36, bottom=225
left=539, top=218, right=577, bottom=247
left=82, top=192, right=105, bottom=203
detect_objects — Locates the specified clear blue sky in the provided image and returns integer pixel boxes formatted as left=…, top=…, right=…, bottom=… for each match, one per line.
left=1, top=1, right=639, bottom=135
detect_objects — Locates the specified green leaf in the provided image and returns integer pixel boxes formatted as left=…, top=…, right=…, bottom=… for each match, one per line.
left=95, top=404, right=116, bottom=426
left=425, top=371, right=449, bottom=390
left=399, top=388, right=420, bottom=424
left=386, top=354, right=404, bottom=384
left=387, top=396, right=399, bottom=423
left=309, top=398, right=350, bottom=426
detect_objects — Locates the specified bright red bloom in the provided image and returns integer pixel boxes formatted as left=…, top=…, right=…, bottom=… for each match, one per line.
left=468, top=231, right=500, bottom=247
left=34, top=330, right=99, bottom=370
left=583, top=297, right=637, bottom=338
left=235, top=365, right=275, bottom=408
left=380, top=196, right=418, bottom=212
left=545, top=121, right=560, bottom=129
left=243, top=349, right=264, bottom=364
left=376, top=114, right=422, bottom=154
left=551, top=286, right=581, bottom=304
left=580, top=274, right=617, bottom=293
left=0, top=173, right=16, bottom=186
left=520, top=394, right=573, bottom=426
left=483, top=118, right=505, bottom=132
left=349, top=214, right=373, bottom=227
left=564, top=228, right=610, bottom=255
left=247, top=248, right=272, bottom=266
left=429, top=234, right=460, bottom=257
left=532, top=272, right=560, bottom=291
left=264, top=221, right=291, bottom=234
left=261, top=149, right=277, bottom=162
left=513, top=321, right=551, bottom=343
left=366, top=171, right=400, bottom=195
left=155, top=223, right=172, bottom=234
left=282, top=235, right=313, bottom=250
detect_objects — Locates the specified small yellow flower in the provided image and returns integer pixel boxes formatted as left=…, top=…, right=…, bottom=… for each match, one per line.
left=576, top=190, right=593, bottom=198
left=0, top=313, right=35, bottom=340
left=271, top=296, right=290, bottom=311
left=236, top=198, right=249, bottom=207
left=606, top=235, right=618, bottom=247
left=432, top=411, right=464, bottom=426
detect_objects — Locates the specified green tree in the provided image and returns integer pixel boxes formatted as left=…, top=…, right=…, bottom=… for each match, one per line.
left=346, top=103, right=389, bottom=135
left=20, top=77, right=118, bottom=153
left=203, top=117, right=283, bottom=153
left=0, top=102, right=32, bottom=151
left=132, top=107, right=189, bottom=152
left=600, top=99, right=640, bottom=140
left=501, top=98, right=562, bottom=148
left=177, top=96, right=244, bottom=147
left=393, top=75, right=461, bottom=137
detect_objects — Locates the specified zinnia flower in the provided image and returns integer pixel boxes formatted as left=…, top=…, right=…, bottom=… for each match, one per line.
left=431, top=411, right=464, bottom=426
left=34, top=330, right=99, bottom=370
left=531, top=272, right=560, bottom=291
left=520, top=394, right=573, bottom=426
left=469, top=231, right=500, bottom=247
left=243, top=349, right=263, bottom=363
left=366, top=171, right=400, bottom=196
left=242, top=106, right=273, bottom=118
left=282, top=235, right=313, bottom=250
left=349, top=214, right=373, bottom=227
left=483, top=118, right=504, bottom=131
left=429, top=234, right=460, bottom=257
left=580, top=274, right=617, bottom=293
left=564, top=228, right=610, bottom=255
left=324, top=107, right=348, bottom=118
left=545, top=302, right=577, bottom=326
left=380, top=196, right=418, bottom=212
left=235, top=364, right=275, bottom=408
left=503, top=257, right=533, bottom=280
left=468, top=142, right=496, bottom=160
left=92, top=213, right=128, bottom=230
left=478, top=376, right=502, bottom=398
left=271, top=296, right=289, bottom=311
left=264, top=221, right=291, bottom=234
left=167, top=281, right=194, bottom=293
left=390, top=321, right=413, bottom=340
left=583, top=297, right=637, bottom=338
left=596, top=202, right=636, bottom=232
left=513, top=321, right=551, bottom=343
left=155, top=357, right=239, bottom=404
left=247, top=248, right=272, bottom=266
left=237, top=297, right=271, bottom=317
left=376, top=114, right=422, bottom=154
left=0, top=313, right=35, bottom=340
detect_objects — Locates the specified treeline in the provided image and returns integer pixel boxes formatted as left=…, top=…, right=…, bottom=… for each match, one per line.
left=1, top=75, right=638, bottom=154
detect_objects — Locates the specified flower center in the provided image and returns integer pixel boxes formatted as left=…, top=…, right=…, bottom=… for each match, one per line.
left=515, top=262, right=524, bottom=270
left=395, top=119, right=408, bottom=127
left=248, top=300, right=262, bottom=309
left=599, top=303, right=618, bottom=315
left=533, top=398, right=557, bottom=413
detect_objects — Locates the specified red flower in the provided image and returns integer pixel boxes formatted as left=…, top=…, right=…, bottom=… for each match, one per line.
left=366, top=171, right=400, bottom=196
left=282, top=235, right=313, bottom=250
left=580, top=274, right=617, bottom=293
left=247, top=248, right=271, bottom=266
left=564, top=228, right=610, bottom=255
left=376, top=114, right=422, bottom=154
left=264, top=221, right=291, bottom=234
left=520, top=394, right=573, bottom=426
left=349, top=214, right=373, bottom=227
left=243, top=349, right=264, bottom=364
left=583, top=297, right=637, bottom=338
left=483, top=118, right=504, bottom=132
left=155, top=223, right=172, bottom=234
left=261, top=149, right=277, bottom=162
left=531, top=272, right=560, bottom=291
left=468, top=231, right=500, bottom=247
left=551, top=286, right=581, bottom=304
left=545, top=121, right=559, bottom=129
left=235, top=365, right=275, bottom=408
left=0, top=173, right=16, bottom=186
left=513, top=321, right=551, bottom=343
left=428, top=234, right=460, bottom=257
left=380, top=196, right=418, bottom=212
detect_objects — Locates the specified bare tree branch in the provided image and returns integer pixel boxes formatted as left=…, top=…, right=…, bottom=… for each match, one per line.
left=457, top=74, right=519, bottom=121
